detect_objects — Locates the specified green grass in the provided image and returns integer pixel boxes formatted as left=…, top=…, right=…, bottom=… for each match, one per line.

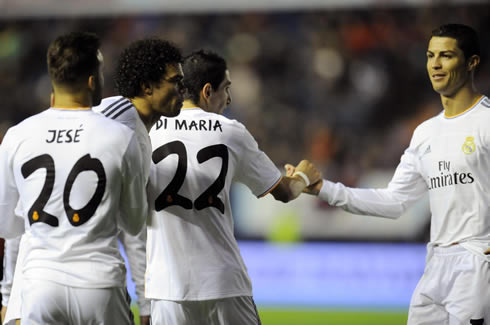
left=131, top=305, right=141, bottom=325
left=132, top=305, right=408, bottom=325
left=258, top=308, right=408, bottom=325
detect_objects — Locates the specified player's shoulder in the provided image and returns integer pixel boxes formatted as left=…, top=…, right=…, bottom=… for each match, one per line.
left=93, top=96, right=125, bottom=113
left=413, top=111, right=443, bottom=136
left=474, top=95, right=490, bottom=116
left=4, top=109, right=52, bottom=140
left=94, top=96, right=135, bottom=119
left=94, top=96, right=139, bottom=130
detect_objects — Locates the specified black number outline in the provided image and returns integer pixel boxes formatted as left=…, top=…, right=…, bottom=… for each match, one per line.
left=21, top=154, right=58, bottom=227
left=152, top=141, right=229, bottom=213
left=152, top=141, right=192, bottom=211
left=21, top=154, right=106, bottom=227
left=194, top=144, right=228, bottom=213
left=64, top=154, right=106, bottom=226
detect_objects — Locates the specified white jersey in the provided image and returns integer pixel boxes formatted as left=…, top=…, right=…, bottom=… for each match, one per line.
left=93, top=96, right=152, bottom=182
left=146, top=107, right=282, bottom=300
left=319, top=96, right=490, bottom=258
left=94, top=96, right=151, bottom=314
left=0, top=107, right=148, bottom=289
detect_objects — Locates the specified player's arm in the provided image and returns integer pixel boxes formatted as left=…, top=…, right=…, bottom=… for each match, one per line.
left=118, top=230, right=150, bottom=322
left=286, top=145, right=427, bottom=219
left=269, top=160, right=321, bottom=203
left=1, top=236, right=21, bottom=324
left=119, top=134, right=148, bottom=236
left=0, top=132, right=25, bottom=239
left=1, top=236, right=21, bottom=308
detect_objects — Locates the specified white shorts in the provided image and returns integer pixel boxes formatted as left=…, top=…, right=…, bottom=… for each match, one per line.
left=408, top=245, right=490, bottom=325
left=151, top=296, right=261, bottom=325
left=21, top=279, right=133, bottom=325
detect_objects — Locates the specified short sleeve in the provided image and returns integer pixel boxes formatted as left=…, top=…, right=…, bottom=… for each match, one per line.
left=234, top=125, right=282, bottom=197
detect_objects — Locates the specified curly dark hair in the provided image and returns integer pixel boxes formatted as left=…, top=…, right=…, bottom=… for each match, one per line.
left=431, top=24, right=480, bottom=61
left=182, top=49, right=227, bottom=105
left=47, top=31, right=101, bottom=88
left=115, top=39, right=183, bottom=98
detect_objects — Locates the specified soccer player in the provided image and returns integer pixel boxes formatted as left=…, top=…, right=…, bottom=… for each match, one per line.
left=2, top=38, right=185, bottom=325
left=94, top=38, right=185, bottom=325
left=145, top=49, right=320, bottom=324
left=292, top=24, right=490, bottom=324
left=0, top=31, right=148, bottom=324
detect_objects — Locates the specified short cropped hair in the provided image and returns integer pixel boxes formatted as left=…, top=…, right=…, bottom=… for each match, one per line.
left=47, top=32, right=101, bottom=88
left=115, top=39, right=183, bottom=98
left=182, top=49, right=227, bottom=104
left=431, top=24, right=480, bottom=60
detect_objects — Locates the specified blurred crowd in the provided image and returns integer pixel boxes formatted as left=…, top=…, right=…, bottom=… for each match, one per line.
left=1, top=3, right=489, bottom=186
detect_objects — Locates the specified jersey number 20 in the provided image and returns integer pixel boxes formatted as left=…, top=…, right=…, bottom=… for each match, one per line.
left=22, top=154, right=106, bottom=227
left=152, top=141, right=228, bottom=213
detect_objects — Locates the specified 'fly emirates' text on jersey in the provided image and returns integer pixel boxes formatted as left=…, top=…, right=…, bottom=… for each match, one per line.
left=0, top=107, right=148, bottom=288
left=319, top=96, right=490, bottom=258
left=146, top=107, right=282, bottom=300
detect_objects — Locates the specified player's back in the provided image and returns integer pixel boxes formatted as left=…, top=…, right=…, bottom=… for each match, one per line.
left=3, top=107, right=146, bottom=288
left=146, top=107, right=281, bottom=300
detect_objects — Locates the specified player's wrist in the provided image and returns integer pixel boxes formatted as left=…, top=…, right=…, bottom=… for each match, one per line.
left=292, top=170, right=310, bottom=187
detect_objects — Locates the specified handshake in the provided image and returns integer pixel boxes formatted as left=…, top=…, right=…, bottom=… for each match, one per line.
left=284, top=160, right=323, bottom=195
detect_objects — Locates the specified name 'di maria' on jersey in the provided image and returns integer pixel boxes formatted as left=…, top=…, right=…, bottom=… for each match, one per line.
left=155, top=118, right=223, bottom=132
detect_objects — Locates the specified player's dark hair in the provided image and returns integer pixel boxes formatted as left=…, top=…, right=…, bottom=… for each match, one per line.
left=183, top=49, right=227, bottom=104
left=431, top=24, right=480, bottom=60
left=115, top=39, right=182, bottom=98
left=47, top=32, right=101, bottom=88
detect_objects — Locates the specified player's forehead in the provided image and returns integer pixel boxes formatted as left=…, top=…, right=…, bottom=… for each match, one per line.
left=164, top=62, right=184, bottom=79
left=427, top=36, right=462, bottom=54
left=219, top=70, right=232, bottom=88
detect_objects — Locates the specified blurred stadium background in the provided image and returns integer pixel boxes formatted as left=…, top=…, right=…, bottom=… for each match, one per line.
left=1, top=0, right=490, bottom=324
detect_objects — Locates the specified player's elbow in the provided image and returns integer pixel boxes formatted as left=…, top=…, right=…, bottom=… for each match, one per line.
left=121, top=211, right=146, bottom=236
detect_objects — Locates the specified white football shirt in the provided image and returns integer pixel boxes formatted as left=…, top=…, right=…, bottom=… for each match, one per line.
left=319, top=96, right=490, bottom=258
left=93, top=96, right=152, bottom=182
left=145, top=107, right=282, bottom=300
left=94, top=95, right=151, bottom=314
left=0, top=107, right=148, bottom=288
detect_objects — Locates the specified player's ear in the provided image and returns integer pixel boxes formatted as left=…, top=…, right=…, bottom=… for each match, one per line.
left=142, top=83, right=153, bottom=96
left=202, top=83, right=213, bottom=100
left=87, top=75, right=95, bottom=91
left=467, top=54, right=480, bottom=72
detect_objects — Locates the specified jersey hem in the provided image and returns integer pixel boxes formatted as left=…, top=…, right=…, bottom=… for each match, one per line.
left=145, top=290, right=253, bottom=301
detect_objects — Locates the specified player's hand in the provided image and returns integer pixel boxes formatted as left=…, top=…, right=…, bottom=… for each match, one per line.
left=140, top=315, right=150, bottom=325
left=295, top=160, right=321, bottom=186
left=484, top=248, right=490, bottom=255
left=284, top=163, right=295, bottom=177
left=303, top=179, right=323, bottom=195
left=284, top=162, right=322, bottom=195
left=1, top=306, right=7, bottom=324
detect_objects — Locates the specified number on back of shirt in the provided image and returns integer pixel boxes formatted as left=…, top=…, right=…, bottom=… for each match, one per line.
left=21, top=154, right=106, bottom=227
left=152, top=140, right=228, bottom=213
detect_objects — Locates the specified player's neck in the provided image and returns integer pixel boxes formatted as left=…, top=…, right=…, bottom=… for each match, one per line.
left=51, top=92, right=92, bottom=109
left=129, top=97, right=158, bottom=131
left=182, top=100, right=200, bottom=110
left=441, top=85, right=482, bottom=118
